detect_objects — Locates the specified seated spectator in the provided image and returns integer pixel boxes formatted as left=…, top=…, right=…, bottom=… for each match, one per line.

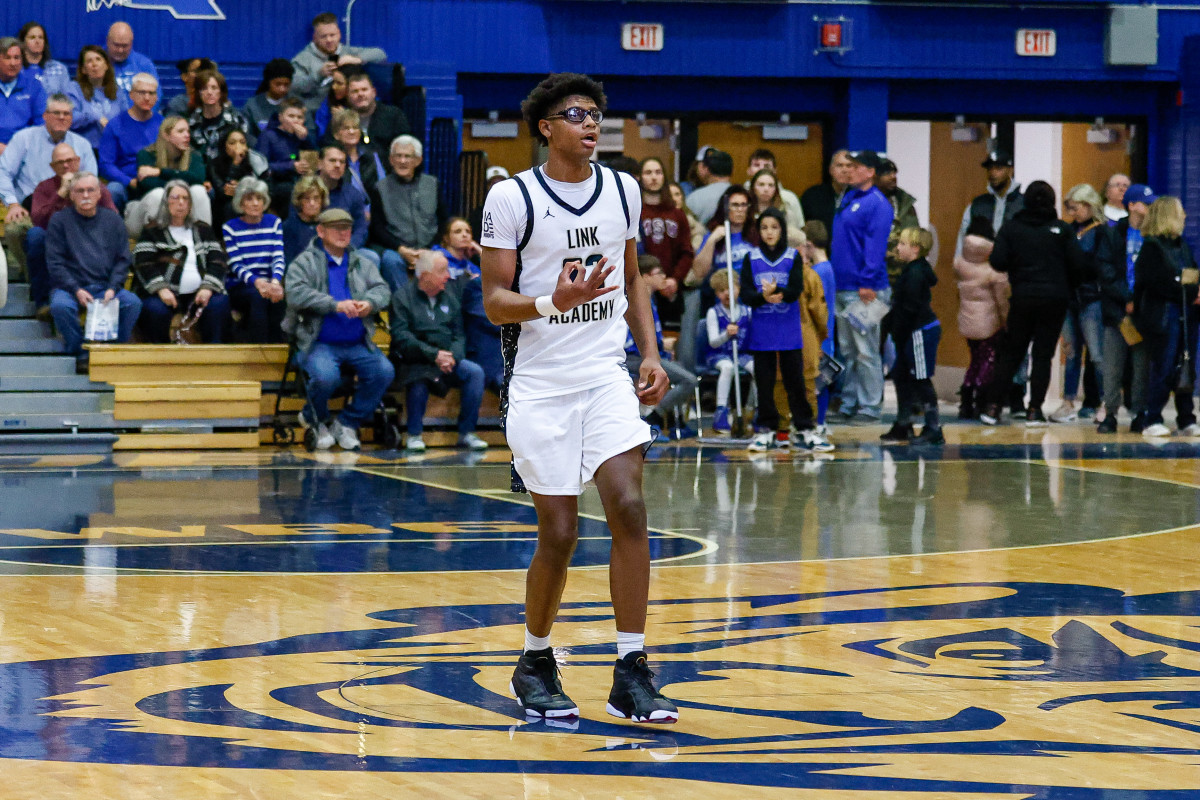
left=124, top=116, right=211, bottom=238
left=291, top=12, right=386, bottom=113
left=433, top=216, right=482, bottom=283
left=18, top=22, right=69, bottom=97
left=97, top=72, right=161, bottom=212
left=105, top=23, right=158, bottom=102
left=460, top=273, right=502, bottom=393
left=133, top=179, right=232, bottom=343
left=26, top=142, right=117, bottom=315
left=256, top=97, right=316, bottom=212
left=165, top=57, right=215, bottom=118
left=46, top=172, right=142, bottom=369
left=390, top=250, right=488, bottom=452
left=0, top=36, right=46, bottom=151
left=222, top=177, right=286, bottom=343
left=626, top=254, right=698, bottom=438
left=313, top=65, right=350, bottom=139
left=282, top=175, right=328, bottom=264
left=208, top=128, right=269, bottom=227
left=187, top=70, right=254, bottom=163
left=1, top=94, right=96, bottom=281
left=243, top=59, right=295, bottom=135
left=704, top=268, right=754, bottom=435
left=343, top=71, right=409, bottom=150
left=329, top=108, right=384, bottom=198
left=283, top=207, right=393, bottom=451
left=369, top=135, right=445, bottom=291
left=66, top=46, right=129, bottom=150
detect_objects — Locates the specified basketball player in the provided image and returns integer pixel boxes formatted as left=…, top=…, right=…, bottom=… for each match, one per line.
left=480, top=73, right=678, bottom=724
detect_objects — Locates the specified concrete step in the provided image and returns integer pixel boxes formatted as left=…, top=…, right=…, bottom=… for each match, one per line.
left=0, top=301, right=37, bottom=318
left=0, top=391, right=113, bottom=414
left=0, top=319, right=52, bottom=340
left=0, top=338, right=65, bottom=354
left=0, top=355, right=76, bottom=377
left=0, top=432, right=116, bottom=455
left=0, top=411, right=119, bottom=431
left=0, top=375, right=105, bottom=391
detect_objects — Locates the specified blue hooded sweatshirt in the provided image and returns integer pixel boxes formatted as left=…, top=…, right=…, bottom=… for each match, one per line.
left=830, top=185, right=893, bottom=292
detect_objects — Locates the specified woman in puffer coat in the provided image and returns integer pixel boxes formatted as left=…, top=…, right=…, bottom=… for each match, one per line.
left=953, top=216, right=1009, bottom=419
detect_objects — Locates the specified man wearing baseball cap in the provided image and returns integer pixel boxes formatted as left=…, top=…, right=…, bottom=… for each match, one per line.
left=284, top=206, right=394, bottom=450
left=956, top=149, right=1023, bottom=259
left=685, top=147, right=734, bottom=225
left=1094, top=182, right=1156, bottom=433
left=830, top=149, right=895, bottom=422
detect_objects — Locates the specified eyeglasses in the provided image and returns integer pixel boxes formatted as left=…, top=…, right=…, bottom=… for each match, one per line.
left=50, top=157, right=80, bottom=167
left=544, top=107, right=603, bottom=125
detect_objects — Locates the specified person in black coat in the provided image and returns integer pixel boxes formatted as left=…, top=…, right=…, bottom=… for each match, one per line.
left=981, top=180, right=1088, bottom=425
left=1132, top=196, right=1200, bottom=436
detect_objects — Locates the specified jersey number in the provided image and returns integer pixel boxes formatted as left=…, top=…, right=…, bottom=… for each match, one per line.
left=562, top=254, right=603, bottom=281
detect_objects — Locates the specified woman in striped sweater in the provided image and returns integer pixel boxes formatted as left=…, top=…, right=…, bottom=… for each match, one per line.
left=221, top=177, right=286, bottom=342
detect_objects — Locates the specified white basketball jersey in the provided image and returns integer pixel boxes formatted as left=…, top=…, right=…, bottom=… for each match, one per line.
left=480, top=163, right=641, bottom=401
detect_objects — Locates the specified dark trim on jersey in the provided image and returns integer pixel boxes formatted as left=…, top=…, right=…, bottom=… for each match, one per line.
left=610, top=165, right=631, bottom=229
left=512, top=175, right=535, bottom=253
left=500, top=250, right=526, bottom=493
left=533, top=163, right=604, bottom=218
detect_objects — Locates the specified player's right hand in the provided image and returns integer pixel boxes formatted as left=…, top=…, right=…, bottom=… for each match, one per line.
left=551, top=256, right=617, bottom=312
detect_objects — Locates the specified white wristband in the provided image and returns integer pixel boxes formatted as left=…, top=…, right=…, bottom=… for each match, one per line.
left=534, top=295, right=562, bottom=317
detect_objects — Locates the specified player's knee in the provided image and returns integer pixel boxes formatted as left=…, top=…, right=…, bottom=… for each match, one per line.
left=607, top=486, right=647, bottom=531
left=538, top=523, right=579, bottom=557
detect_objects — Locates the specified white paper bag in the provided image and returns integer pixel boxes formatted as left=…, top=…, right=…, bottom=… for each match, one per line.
left=841, top=298, right=891, bottom=335
left=84, top=298, right=120, bottom=342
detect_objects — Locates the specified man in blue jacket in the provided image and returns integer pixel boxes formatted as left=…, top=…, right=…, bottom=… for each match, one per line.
left=0, top=37, right=46, bottom=152
left=831, top=149, right=894, bottom=422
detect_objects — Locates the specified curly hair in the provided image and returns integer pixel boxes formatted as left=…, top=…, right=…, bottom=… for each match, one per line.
left=521, top=73, right=607, bottom=145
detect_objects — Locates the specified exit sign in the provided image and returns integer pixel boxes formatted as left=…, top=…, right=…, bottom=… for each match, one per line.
left=1016, top=28, right=1057, bottom=57
left=622, top=23, right=663, bottom=51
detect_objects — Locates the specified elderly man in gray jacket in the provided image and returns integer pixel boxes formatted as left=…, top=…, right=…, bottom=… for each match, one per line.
left=290, top=11, right=387, bottom=113
left=284, top=207, right=393, bottom=450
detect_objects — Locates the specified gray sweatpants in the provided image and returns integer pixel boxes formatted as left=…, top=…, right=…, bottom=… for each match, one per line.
left=1101, top=325, right=1148, bottom=417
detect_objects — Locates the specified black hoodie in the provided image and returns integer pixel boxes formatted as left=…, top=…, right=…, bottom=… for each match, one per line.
left=989, top=206, right=1087, bottom=302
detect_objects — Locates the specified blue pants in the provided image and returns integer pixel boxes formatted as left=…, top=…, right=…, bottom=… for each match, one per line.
left=139, top=292, right=233, bottom=343
left=24, top=226, right=50, bottom=306
left=297, top=342, right=395, bottom=429
left=49, top=285, right=142, bottom=355
left=107, top=181, right=129, bottom=214
left=228, top=281, right=286, bottom=343
left=1061, top=300, right=1104, bottom=403
left=405, top=358, right=485, bottom=436
left=378, top=249, right=410, bottom=295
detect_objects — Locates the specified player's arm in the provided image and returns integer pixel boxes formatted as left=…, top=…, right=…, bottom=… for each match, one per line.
left=622, top=238, right=670, bottom=406
left=481, top=246, right=617, bottom=326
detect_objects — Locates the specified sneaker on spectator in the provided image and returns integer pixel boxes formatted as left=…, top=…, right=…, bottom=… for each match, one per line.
left=1097, top=416, right=1117, bottom=434
left=748, top=432, right=777, bottom=452
left=300, top=406, right=335, bottom=450
left=814, top=423, right=829, bottom=435
left=1049, top=401, right=1077, bottom=423
left=797, top=429, right=835, bottom=452
left=1026, top=407, right=1048, bottom=427
left=406, top=435, right=427, bottom=452
left=880, top=423, right=913, bottom=443
left=775, top=430, right=791, bottom=449
left=1078, top=406, right=1098, bottom=420
left=1143, top=423, right=1170, bottom=437
left=458, top=432, right=489, bottom=451
left=979, top=405, right=1001, bottom=426
left=1129, top=413, right=1148, bottom=434
left=330, top=418, right=360, bottom=450
left=1180, top=423, right=1200, bottom=437
left=712, top=406, right=731, bottom=434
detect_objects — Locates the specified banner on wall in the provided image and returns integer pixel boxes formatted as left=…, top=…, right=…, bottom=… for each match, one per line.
left=85, top=0, right=225, bottom=20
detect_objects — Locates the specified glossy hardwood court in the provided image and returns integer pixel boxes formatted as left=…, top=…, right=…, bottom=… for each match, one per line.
left=1, top=421, right=1199, bottom=798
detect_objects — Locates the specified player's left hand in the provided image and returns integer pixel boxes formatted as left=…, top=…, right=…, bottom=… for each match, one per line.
left=636, top=358, right=670, bottom=406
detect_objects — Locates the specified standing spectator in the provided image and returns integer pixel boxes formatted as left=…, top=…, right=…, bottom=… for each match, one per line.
left=343, top=71, right=409, bottom=150
left=222, top=177, right=286, bottom=343
left=0, top=36, right=45, bottom=151
left=313, top=65, right=350, bottom=139
left=953, top=216, right=1008, bottom=421
left=65, top=46, right=129, bottom=150
left=368, top=135, right=445, bottom=291
left=1133, top=196, right=1200, bottom=437
left=956, top=149, right=1023, bottom=258
left=243, top=59, right=295, bottom=135
left=830, top=149, right=894, bottom=423
left=1095, top=183, right=1155, bottom=433
left=793, top=227, right=829, bottom=436
left=800, top=220, right=837, bottom=430
left=124, top=116, right=211, bottom=238
left=26, top=143, right=117, bottom=315
left=207, top=128, right=269, bottom=227
left=132, top=180, right=232, bottom=343
left=1103, top=173, right=1131, bottom=223
left=284, top=207, right=393, bottom=451
left=748, top=169, right=785, bottom=222
left=1, top=94, right=96, bottom=280
left=704, top=269, right=753, bottom=435
left=187, top=70, right=255, bottom=163
left=17, top=22, right=68, bottom=98
left=46, top=173, right=141, bottom=368
left=97, top=72, right=161, bottom=212
left=165, top=57, right=215, bottom=118
left=390, top=250, right=488, bottom=452
left=667, top=180, right=706, bottom=249
left=638, top=156, right=693, bottom=328
left=876, top=157, right=920, bottom=287
left=291, top=12, right=387, bottom=113
left=329, top=108, right=385, bottom=198
left=800, top=149, right=851, bottom=236
left=256, top=97, right=316, bottom=213
left=282, top=175, right=328, bottom=264
left=105, top=23, right=158, bottom=101
left=981, top=181, right=1087, bottom=426
left=743, top=149, right=804, bottom=230
left=685, top=147, right=733, bottom=225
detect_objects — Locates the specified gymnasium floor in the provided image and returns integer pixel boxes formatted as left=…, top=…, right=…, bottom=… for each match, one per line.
left=1, top=419, right=1199, bottom=798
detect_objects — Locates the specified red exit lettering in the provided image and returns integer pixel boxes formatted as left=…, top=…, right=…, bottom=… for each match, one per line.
left=1016, top=28, right=1056, bottom=57
left=622, top=23, right=664, bottom=52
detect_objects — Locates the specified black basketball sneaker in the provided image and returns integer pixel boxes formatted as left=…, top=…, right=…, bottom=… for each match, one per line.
left=510, top=647, right=579, bottom=718
left=606, top=651, right=678, bottom=724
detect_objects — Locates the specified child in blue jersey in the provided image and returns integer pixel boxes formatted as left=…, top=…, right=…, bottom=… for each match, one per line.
left=740, top=208, right=834, bottom=453
left=881, top=227, right=943, bottom=444
left=705, top=269, right=753, bottom=434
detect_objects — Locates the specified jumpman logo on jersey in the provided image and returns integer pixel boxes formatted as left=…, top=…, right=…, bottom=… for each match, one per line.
left=544, top=208, right=555, bottom=219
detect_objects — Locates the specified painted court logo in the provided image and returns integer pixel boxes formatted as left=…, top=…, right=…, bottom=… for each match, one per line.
left=86, top=0, right=225, bottom=21
left=4, top=581, right=1200, bottom=796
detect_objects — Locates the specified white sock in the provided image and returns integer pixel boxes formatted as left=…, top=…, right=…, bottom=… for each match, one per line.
left=617, top=631, right=645, bottom=659
left=524, top=627, right=551, bottom=653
